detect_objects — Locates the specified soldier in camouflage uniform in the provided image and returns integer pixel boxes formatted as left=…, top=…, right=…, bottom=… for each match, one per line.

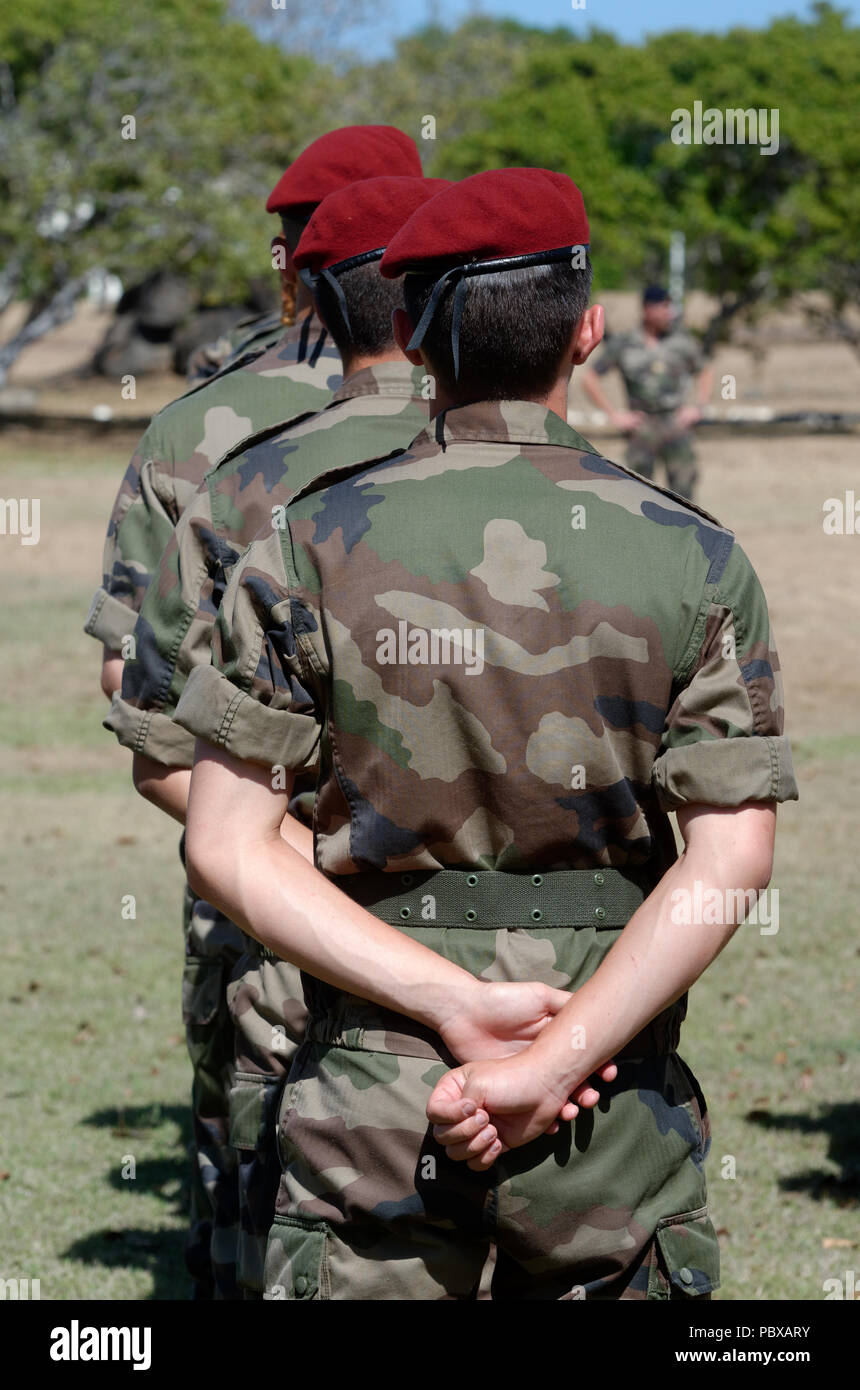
left=582, top=285, right=712, bottom=501
left=86, top=127, right=424, bottom=692
left=85, top=126, right=424, bottom=1298
left=185, top=308, right=286, bottom=386
left=102, top=175, right=446, bottom=1296
left=175, top=170, right=796, bottom=1299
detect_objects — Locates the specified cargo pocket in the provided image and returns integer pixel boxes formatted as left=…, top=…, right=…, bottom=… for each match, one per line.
left=264, top=1213, right=330, bottom=1300
left=182, top=954, right=223, bottom=1028
left=647, top=1207, right=720, bottom=1299
left=229, top=1070, right=282, bottom=1153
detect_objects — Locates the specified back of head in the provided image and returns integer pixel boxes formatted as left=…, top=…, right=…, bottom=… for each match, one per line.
left=403, top=260, right=592, bottom=401
left=294, top=176, right=451, bottom=364
left=382, top=168, right=593, bottom=401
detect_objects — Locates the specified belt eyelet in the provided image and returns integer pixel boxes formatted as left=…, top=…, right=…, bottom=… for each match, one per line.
left=531, top=874, right=543, bottom=886
left=400, top=907, right=411, bottom=919
left=531, top=909, right=543, bottom=922
left=594, top=906, right=606, bottom=921
left=465, top=909, right=477, bottom=922
left=593, top=872, right=605, bottom=886
left=466, top=874, right=478, bottom=887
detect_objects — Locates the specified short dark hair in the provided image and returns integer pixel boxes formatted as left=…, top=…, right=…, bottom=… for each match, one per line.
left=314, top=261, right=403, bottom=360
left=403, top=255, right=593, bottom=400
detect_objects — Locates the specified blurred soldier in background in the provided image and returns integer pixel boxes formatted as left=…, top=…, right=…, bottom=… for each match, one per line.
left=582, top=285, right=712, bottom=500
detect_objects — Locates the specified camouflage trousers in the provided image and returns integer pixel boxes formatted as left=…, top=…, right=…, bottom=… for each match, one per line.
left=625, top=411, right=698, bottom=499
left=180, top=873, right=244, bottom=1299
left=263, top=869, right=720, bottom=1301
left=225, top=942, right=308, bottom=1298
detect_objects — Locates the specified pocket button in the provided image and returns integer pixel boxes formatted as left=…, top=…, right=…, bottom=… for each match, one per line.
left=295, top=1274, right=308, bottom=1296
left=679, top=1267, right=694, bottom=1286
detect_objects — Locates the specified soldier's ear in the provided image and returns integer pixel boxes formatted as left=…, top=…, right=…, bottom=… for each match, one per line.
left=570, top=304, right=605, bottom=366
left=393, top=308, right=424, bottom=367
left=270, top=234, right=296, bottom=289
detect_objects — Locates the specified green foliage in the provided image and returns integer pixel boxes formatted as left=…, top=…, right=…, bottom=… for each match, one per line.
left=328, top=6, right=859, bottom=328
left=1, top=3, right=857, bottom=347
left=0, top=0, right=321, bottom=308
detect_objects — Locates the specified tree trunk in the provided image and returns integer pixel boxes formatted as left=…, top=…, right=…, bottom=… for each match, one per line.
left=0, top=276, right=88, bottom=389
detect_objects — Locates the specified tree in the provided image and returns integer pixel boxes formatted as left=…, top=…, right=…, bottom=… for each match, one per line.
left=228, top=0, right=387, bottom=67
left=0, top=0, right=320, bottom=383
left=358, top=8, right=859, bottom=352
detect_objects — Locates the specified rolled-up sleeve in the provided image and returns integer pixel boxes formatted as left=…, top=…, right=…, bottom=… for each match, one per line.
left=103, top=486, right=232, bottom=768
left=652, top=540, right=798, bottom=809
left=104, top=693, right=197, bottom=767
left=84, top=587, right=140, bottom=649
left=84, top=421, right=176, bottom=644
left=174, top=525, right=325, bottom=773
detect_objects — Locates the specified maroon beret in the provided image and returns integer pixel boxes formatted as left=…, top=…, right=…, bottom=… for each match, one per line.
left=380, top=168, right=589, bottom=277
left=293, top=177, right=452, bottom=276
left=266, top=126, right=422, bottom=216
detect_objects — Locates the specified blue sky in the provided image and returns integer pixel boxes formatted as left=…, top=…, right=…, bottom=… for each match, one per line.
left=358, top=0, right=859, bottom=58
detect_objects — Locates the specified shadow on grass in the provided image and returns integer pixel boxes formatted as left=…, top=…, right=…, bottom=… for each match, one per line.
left=746, top=1102, right=860, bottom=1206
left=63, top=1103, right=194, bottom=1300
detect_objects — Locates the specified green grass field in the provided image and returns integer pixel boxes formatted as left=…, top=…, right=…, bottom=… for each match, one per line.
left=0, top=427, right=857, bottom=1300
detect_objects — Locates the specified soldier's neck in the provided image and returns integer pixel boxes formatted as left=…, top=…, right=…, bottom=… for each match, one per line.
left=341, top=348, right=411, bottom=379
left=429, top=375, right=571, bottom=424
left=295, top=283, right=315, bottom=316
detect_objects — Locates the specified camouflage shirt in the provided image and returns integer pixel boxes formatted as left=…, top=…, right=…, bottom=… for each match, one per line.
left=174, top=400, right=797, bottom=879
left=593, top=328, right=705, bottom=413
left=84, top=308, right=342, bottom=651
left=105, top=361, right=429, bottom=769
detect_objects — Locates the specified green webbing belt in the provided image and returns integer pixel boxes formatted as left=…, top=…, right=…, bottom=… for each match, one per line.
left=242, top=866, right=661, bottom=961
left=245, top=865, right=681, bottom=1055
left=333, top=866, right=659, bottom=930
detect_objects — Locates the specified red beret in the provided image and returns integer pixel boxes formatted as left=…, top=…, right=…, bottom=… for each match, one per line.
left=380, top=168, right=589, bottom=277
left=293, top=177, right=452, bottom=276
left=266, top=126, right=422, bottom=216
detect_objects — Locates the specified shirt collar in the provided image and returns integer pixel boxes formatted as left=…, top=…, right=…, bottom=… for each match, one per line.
left=406, top=399, right=599, bottom=455
left=331, top=361, right=426, bottom=405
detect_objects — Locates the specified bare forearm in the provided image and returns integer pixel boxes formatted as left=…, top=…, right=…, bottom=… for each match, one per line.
left=190, top=830, right=473, bottom=1032
left=529, top=811, right=775, bottom=1092
left=132, top=751, right=315, bottom=864
left=278, top=810, right=314, bottom=862
left=132, top=754, right=191, bottom=825
left=101, top=650, right=124, bottom=700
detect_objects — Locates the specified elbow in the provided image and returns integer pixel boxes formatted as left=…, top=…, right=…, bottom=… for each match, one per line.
left=184, top=811, right=242, bottom=912
left=131, top=755, right=159, bottom=807
left=749, top=843, right=774, bottom=893
left=736, top=846, right=773, bottom=895
left=679, top=801, right=776, bottom=894
left=184, top=826, right=220, bottom=905
left=101, top=654, right=124, bottom=700
left=736, top=803, right=777, bottom=891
